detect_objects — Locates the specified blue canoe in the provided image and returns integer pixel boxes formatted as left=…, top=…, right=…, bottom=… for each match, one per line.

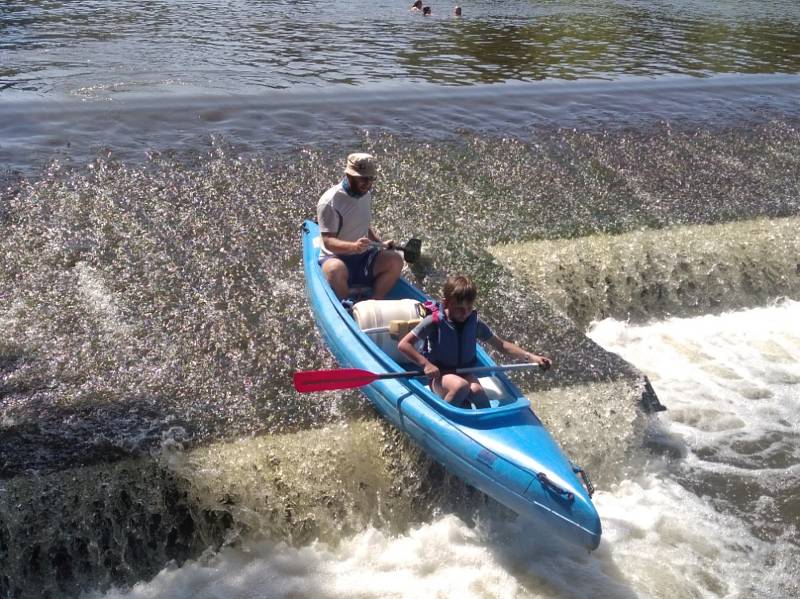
left=301, top=220, right=601, bottom=550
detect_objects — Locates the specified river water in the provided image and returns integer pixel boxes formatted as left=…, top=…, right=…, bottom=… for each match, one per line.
left=2, top=1, right=800, bottom=597
left=3, top=0, right=800, bottom=173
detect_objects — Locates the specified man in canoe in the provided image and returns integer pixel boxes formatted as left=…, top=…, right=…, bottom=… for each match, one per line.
left=398, top=275, right=552, bottom=409
left=317, top=152, right=404, bottom=301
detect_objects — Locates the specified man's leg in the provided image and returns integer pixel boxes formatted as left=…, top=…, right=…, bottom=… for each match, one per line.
left=321, top=258, right=350, bottom=300
left=370, top=249, right=404, bottom=300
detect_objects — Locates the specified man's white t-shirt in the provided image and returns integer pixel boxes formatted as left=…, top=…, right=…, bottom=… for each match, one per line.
left=317, top=181, right=372, bottom=256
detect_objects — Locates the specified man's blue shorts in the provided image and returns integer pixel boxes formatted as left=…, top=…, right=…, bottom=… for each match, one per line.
left=319, top=247, right=380, bottom=287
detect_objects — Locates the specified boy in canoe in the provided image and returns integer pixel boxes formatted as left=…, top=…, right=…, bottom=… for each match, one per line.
left=398, top=275, right=552, bottom=409
left=317, top=152, right=404, bottom=301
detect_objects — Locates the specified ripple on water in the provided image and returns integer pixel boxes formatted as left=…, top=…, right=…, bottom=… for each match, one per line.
left=669, top=408, right=746, bottom=433
left=736, top=383, right=774, bottom=400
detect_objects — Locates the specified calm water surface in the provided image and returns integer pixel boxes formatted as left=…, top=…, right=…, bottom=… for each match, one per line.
left=3, top=0, right=800, bottom=97
left=2, top=0, right=800, bottom=173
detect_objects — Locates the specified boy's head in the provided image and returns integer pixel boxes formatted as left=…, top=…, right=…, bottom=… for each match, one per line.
left=442, top=275, right=477, bottom=322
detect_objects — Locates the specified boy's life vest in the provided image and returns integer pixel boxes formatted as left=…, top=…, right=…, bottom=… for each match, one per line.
left=417, top=301, right=478, bottom=369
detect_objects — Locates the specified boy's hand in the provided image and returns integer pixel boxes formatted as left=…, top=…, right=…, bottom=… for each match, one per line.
left=423, top=362, right=441, bottom=381
left=527, top=353, right=552, bottom=370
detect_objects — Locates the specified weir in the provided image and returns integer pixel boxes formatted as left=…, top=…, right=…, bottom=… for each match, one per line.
left=0, top=380, right=646, bottom=598
left=0, top=423, right=418, bottom=598
left=2, top=121, right=800, bottom=595
left=490, top=216, right=800, bottom=330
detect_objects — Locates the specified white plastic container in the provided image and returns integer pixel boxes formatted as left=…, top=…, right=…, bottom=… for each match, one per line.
left=353, top=299, right=422, bottom=362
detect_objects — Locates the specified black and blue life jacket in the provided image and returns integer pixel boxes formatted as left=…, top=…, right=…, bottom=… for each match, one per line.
left=420, top=301, right=478, bottom=369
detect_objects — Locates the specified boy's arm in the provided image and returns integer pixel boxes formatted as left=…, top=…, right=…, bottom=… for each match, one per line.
left=398, top=332, right=441, bottom=379
left=486, top=335, right=552, bottom=369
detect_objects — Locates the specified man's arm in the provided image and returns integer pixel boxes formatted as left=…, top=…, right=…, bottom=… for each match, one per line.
left=321, top=232, right=370, bottom=255
left=368, top=227, right=396, bottom=247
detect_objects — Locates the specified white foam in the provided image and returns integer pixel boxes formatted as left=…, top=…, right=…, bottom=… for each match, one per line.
left=92, top=475, right=780, bottom=599
left=92, top=516, right=524, bottom=599
left=75, top=262, right=132, bottom=335
left=588, top=300, right=800, bottom=456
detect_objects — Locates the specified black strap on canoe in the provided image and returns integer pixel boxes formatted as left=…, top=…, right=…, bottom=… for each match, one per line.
left=572, top=465, right=595, bottom=498
left=537, top=466, right=595, bottom=501
left=536, top=463, right=597, bottom=502
left=537, top=472, right=575, bottom=502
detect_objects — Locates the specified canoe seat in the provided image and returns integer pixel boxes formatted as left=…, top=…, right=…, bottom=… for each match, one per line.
left=353, top=299, right=422, bottom=363
left=478, top=375, right=514, bottom=407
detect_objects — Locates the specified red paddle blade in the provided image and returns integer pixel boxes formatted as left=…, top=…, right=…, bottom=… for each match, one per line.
left=293, top=368, right=379, bottom=392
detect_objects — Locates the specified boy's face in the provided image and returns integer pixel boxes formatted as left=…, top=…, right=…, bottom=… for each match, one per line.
left=444, top=300, right=474, bottom=323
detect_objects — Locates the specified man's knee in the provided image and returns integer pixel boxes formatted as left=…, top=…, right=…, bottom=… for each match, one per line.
left=322, top=260, right=349, bottom=287
left=323, top=259, right=345, bottom=276
left=388, top=250, right=404, bottom=271
left=376, top=250, right=403, bottom=274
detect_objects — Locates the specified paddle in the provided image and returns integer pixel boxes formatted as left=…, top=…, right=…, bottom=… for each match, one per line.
left=372, top=239, right=422, bottom=263
left=396, top=238, right=422, bottom=263
left=294, top=362, right=539, bottom=393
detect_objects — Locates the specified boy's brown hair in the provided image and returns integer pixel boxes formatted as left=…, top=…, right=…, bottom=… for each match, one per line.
left=442, top=275, right=477, bottom=304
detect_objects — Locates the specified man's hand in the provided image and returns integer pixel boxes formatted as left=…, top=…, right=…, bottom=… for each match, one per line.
left=353, top=237, right=371, bottom=253
left=369, top=239, right=395, bottom=250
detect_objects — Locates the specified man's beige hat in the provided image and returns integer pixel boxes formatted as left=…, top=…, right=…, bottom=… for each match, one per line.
left=345, top=153, right=378, bottom=178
